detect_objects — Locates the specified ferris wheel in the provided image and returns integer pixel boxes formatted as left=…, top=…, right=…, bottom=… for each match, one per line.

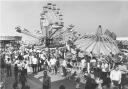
left=40, top=3, right=64, bottom=36
left=15, top=3, right=64, bottom=46
left=15, top=3, right=79, bottom=47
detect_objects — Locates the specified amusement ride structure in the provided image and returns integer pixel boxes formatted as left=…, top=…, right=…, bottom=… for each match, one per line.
left=75, top=25, right=120, bottom=56
left=15, top=3, right=64, bottom=48
left=15, top=2, right=119, bottom=56
left=15, top=2, right=80, bottom=48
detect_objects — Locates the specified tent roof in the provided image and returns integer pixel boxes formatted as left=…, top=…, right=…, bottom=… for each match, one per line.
left=75, top=25, right=119, bottom=55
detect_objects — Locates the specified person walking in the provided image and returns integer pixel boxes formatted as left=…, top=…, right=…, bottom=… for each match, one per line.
left=42, top=71, right=51, bottom=89
left=75, top=77, right=81, bottom=89
left=14, top=64, right=19, bottom=82
left=31, top=55, right=38, bottom=73
left=110, top=66, right=122, bottom=89
left=23, top=61, right=28, bottom=76
left=62, top=59, right=67, bottom=77
left=50, top=56, right=57, bottom=74
left=19, top=67, right=27, bottom=89
left=6, top=58, right=12, bottom=77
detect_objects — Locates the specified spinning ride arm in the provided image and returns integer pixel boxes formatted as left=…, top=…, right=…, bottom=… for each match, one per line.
left=15, top=26, right=41, bottom=39
left=53, top=24, right=75, bottom=38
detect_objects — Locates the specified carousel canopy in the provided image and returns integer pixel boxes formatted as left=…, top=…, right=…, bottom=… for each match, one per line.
left=75, top=25, right=120, bottom=56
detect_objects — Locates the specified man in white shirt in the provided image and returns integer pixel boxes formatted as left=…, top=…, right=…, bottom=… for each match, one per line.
left=72, top=55, right=76, bottom=68
left=32, top=55, right=38, bottom=73
left=50, top=57, right=57, bottom=74
left=61, top=59, right=67, bottom=76
left=50, top=58, right=57, bottom=66
left=23, top=61, right=28, bottom=76
left=110, top=66, right=122, bottom=89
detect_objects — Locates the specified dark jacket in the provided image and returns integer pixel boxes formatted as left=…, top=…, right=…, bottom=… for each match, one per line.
left=14, top=66, right=19, bottom=75
left=85, top=77, right=97, bottom=89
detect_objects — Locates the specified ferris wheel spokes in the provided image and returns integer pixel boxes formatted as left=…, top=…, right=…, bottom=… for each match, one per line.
left=42, top=3, right=63, bottom=26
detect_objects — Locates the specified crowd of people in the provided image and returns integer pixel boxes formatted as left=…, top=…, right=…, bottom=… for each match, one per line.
left=0, top=46, right=128, bottom=89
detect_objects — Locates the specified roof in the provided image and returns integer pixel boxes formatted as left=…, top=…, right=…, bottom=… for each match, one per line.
left=116, top=37, right=128, bottom=41
left=0, top=36, right=22, bottom=41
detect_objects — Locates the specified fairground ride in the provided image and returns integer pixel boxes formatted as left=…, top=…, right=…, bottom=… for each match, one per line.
left=15, top=3, right=64, bottom=48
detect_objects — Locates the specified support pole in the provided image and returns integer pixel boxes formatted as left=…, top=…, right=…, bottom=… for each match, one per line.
left=86, top=56, right=91, bottom=74
left=48, top=47, right=50, bottom=61
left=87, top=62, right=90, bottom=74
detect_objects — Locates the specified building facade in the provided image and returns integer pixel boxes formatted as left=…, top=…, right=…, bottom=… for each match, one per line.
left=0, top=36, right=22, bottom=51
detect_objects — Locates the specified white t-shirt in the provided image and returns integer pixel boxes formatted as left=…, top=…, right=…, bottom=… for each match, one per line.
left=62, top=60, right=67, bottom=67
left=110, top=70, right=122, bottom=81
left=14, top=60, right=19, bottom=65
left=40, top=54, right=45, bottom=60
left=102, top=63, right=108, bottom=72
left=15, top=55, right=18, bottom=59
left=50, top=58, right=57, bottom=65
left=29, top=56, right=33, bottom=64
left=6, top=60, right=11, bottom=65
left=24, top=63, right=28, bottom=69
left=81, top=59, right=86, bottom=67
left=24, top=54, right=29, bottom=60
left=32, top=57, right=38, bottom=64
left=5, top=55, right=9, bottom=61
left=17, top=62, right=23, bottom=70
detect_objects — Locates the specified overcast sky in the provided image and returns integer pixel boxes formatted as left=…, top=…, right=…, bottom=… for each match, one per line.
left=1, top=1, right=128, bottom=42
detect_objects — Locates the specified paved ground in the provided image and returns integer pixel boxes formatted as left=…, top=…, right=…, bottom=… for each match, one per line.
left=4, top=67, right=85, bottom=89
left=32, top=70, right=85, bottom=89
left=4, top=66, right=128, bottom=89
left=0, top=69, right=6, bottom=89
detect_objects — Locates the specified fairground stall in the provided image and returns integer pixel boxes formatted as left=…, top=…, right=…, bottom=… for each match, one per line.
left=0, top=36, right=22, bottom=52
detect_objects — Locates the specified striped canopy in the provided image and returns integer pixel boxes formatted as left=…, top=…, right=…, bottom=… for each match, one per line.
left=75, top=25, right=120, bottom=56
